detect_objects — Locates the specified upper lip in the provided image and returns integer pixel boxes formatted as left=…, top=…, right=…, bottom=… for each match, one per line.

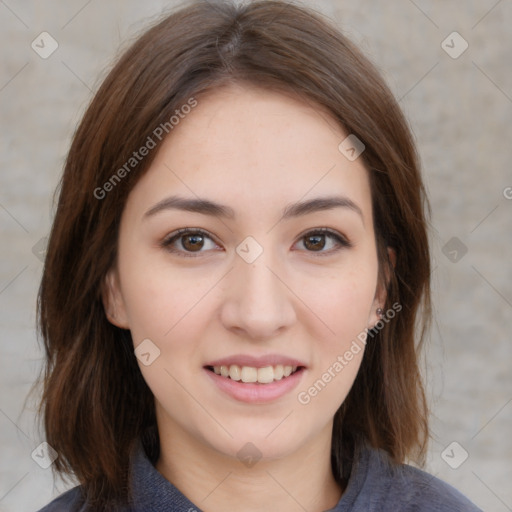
left=204, top=354, right=307, bottom=369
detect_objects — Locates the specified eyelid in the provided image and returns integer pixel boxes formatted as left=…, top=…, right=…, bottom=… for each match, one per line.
left=160, top=227, right=221, bottom=257
left=295, top=227, right=352, bottom=246
left=293, top=227, right=353, bottom=255
left=160, top=226, right=352, bottom=257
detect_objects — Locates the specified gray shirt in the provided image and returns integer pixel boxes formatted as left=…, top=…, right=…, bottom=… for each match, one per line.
left=37, top=439, right=482, bottom=511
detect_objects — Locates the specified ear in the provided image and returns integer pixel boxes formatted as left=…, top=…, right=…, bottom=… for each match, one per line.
left=369, top=246, right=396, bottom=328
left=101, top=267, right=130, bottom=329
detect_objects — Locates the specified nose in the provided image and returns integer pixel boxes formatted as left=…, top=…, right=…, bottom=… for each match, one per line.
left=219, top=248, right=296, bottom=341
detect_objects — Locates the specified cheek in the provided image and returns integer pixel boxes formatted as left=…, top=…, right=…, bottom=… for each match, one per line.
left=295, top=284, right=370, bottom=421
left=295, top=258, right=377, bottom=409
left=123, top=268, right=213, bottom=417
left=119, top=247, right=211, bottom=346
left=303, top=257, right=378, bottom=342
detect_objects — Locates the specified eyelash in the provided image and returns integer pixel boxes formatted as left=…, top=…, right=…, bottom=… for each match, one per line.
left=160, top=227, right=353, bottom=258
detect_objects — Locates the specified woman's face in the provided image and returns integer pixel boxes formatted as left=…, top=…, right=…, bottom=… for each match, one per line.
left=104, top=84, right=387, bottom=461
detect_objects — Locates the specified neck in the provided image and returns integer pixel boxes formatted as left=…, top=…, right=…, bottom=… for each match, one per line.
left=155, top=421, right=343, bottom=512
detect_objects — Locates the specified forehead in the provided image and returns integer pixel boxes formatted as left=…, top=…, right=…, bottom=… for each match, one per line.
left=125, top=84, right=373, bottom=223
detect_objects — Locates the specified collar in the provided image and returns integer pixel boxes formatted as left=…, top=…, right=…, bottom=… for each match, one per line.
left=128, top=438, right=374, bottom=511
left=129, top=438, right=200, bottom=511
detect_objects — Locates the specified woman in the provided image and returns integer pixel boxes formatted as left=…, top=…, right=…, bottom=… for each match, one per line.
left=35, top=1, right=482, bottom=510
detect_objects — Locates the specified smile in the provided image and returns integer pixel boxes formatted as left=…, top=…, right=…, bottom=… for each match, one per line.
left=206, top=364, right=302, bottom=384
left=204, top=365, right=306, bottom=403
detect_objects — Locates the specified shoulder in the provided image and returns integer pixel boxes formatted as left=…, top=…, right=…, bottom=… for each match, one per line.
left=36, top=486, right=86, bottom=512
left=385, top=461, right=482, bottom=511
left=345, top=443, right=483, bottom=512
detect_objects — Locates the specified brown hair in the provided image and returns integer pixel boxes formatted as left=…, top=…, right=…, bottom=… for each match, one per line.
left=34, top=0, right=431, bottom=508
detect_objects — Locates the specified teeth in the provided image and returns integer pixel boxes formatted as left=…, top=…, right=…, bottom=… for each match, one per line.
left=229, top=364, right=241, bottom=381
left=241, top=366, right=257, bottom=383
left=257, top=366, right=274, bottom=384
left=211, top=364, right=300, bottom=384
left=274, top=365, right=284, bottom=380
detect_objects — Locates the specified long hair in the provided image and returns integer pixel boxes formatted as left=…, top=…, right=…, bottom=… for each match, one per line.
left=34, top=0, right=431, bottom=508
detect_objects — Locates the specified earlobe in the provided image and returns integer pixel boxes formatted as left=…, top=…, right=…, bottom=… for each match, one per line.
left=101, top=267, right=130, bottom=329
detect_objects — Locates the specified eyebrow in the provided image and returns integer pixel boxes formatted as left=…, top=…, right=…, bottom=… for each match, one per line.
left=143, top=194, right=364, bottom=223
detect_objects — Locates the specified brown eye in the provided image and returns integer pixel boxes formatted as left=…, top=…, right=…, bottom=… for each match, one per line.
left=296, top=229, right=352, bottom=254
left=181, top=233, right=205, bottom=252
left=304, top=233, right=326, bottom=251
left=161, top=229, right=220, bottom=257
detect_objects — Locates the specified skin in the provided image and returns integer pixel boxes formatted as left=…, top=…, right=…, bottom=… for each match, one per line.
left=103, top=83, right=392, bottom=512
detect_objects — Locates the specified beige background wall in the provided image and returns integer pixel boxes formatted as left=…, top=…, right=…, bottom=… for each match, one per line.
left=1, top=1, right=511, bottom=510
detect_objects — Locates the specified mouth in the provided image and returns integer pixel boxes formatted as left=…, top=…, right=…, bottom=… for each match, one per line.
left=204, top=364, right=306, bottom=384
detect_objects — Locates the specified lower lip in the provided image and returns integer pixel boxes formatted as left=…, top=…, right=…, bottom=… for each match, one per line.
left=204, top=367, right=306, bottom=403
